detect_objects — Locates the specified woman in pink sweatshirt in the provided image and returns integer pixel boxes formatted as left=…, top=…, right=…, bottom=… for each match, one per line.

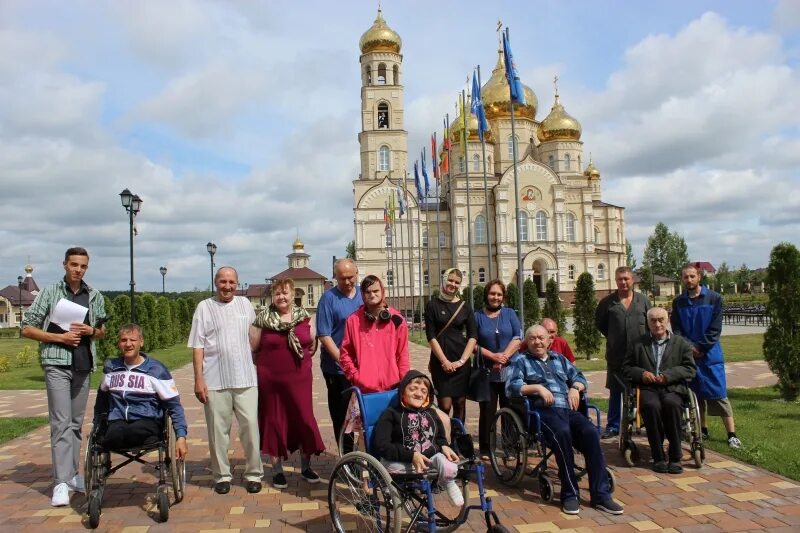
left=339, top=275, right=410, bottom=393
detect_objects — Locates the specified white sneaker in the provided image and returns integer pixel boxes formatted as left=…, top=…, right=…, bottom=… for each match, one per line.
left=51, top=482, right=71, bottom=507
left=728, top=436, right=742, bottom=449
left=67, top=474, right=85, bottom=493
left=442, top=480, right=464, bottom=507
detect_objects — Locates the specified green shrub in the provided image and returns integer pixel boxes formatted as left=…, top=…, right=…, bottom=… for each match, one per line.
left=14, top=346, right=35, bottom=368
left=0, top=356, right=10, bottom=373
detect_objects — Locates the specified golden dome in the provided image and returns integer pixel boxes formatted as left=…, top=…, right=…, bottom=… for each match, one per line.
left=24, top=264, right=33, bottom=274
left=583, top=158, right=601, bottom=179
left=292, top=238, right=304, bottom=250
left=537, top=93, right=582, bottom=142
left=450, top=102, right=494, bottom=144
left=481, top=50, right=537, bottom=121
left=359, top=9, right=402, bottom=54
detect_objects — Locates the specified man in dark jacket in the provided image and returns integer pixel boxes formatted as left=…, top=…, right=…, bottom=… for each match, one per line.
left=595, top=266, right=650, bottom=439
left=624, top=308, right=695, bottom=474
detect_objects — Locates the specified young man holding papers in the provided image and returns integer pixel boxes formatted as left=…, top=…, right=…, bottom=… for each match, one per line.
left=22, top=247, right=107, bottom=506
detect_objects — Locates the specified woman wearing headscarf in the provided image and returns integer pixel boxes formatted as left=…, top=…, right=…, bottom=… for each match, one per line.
left=253, top=279, right=325, bottom=490
left=424, top=268, right=478, bottom=422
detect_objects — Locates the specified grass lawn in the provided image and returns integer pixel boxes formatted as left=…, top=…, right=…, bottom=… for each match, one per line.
left=0, top=417, right=49, bottom=445
left=0, top=340, right=193, bottom=391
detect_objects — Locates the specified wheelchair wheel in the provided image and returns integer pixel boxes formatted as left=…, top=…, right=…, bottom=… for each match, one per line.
left=489, top=407, right=527, bottom=486
left=83, top=433, right=95, bottom=495
left=416, top=477, right=470, bottom=533
left=88, top=489, right=101, bottom=529
left=692, top=443, right=703, bottom=469
left=538, top=475, right=554, bottom=502
left=329, top=451, right=401, bottom=533
left=157, top=487, right=169, bottom=522
left=490, top=525, right=511, bottom=533
left=622, top=441, right=639, bottom=467
left=606, top=467, right=616, bottom=494
left=167, top=420, right=186, bottom=503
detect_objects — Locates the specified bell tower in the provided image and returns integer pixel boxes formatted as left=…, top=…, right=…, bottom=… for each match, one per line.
left=357, top=9, right=407, bottom=181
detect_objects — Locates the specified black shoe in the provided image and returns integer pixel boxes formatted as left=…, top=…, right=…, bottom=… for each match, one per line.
left=214, top=481, right=231, bottom=494
left=652, top=461, right=668, bottom=474
left=600, top=429, right=619, bottom=440
left=593, top=498, right=624, bottom=515
left=561, top=497, right=580, bottom=515
left=301, top=468, right=321, bottom=484
left=272, top=473, right=288, bottom=489
left=246, top=480, right=262, bottom=493
left=667, top=462, right=684, bottom=474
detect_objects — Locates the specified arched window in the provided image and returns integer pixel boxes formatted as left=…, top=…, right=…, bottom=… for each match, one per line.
left=365, top=66, right=372, bottom=85
left=507, top=135, right=518, bottom=159
left=536, top=211, right=548, bottom=241
left=386, top=231, right=393, bottom=247
left=459, top=156, right=465, bottom=172
left=518, top=211, right=529, bottom=241
left=597, top=263, right=606, bottom=281
left=377, top=63, right=387, bottom=84
left=564, top=153, right=571, bottom=171
left=392, top=65, right=399, bottom=85
left=387, top=269, right=394, bottom=286
left=548, top=155, right=555, bottom=169
left=422, top=230, right=428, bottom=247
left=438, top=231, right=446, bottom=248
left=478, top=267, right=486, bottom=283
left=568, top=264, right=576, bottom=281
left=566, top=213, right=576, bottom=242
left=377, top=102, right=389, bottom=129
left=423, top=270, right=429, bottom=285
left=474, top=215, right=487, bottom=244
left=472, top=154, right=480, bottom=172
left=378, top=145, right=390, bottom=171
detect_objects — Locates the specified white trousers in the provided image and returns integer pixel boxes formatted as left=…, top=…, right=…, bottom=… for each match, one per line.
left=203, top=387, right=262, bottom=483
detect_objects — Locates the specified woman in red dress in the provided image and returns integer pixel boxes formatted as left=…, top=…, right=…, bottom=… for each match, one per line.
left=253, top=279, right=324, bottom=489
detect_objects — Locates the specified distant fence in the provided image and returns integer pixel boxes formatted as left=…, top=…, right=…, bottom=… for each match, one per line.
left=722, top=304, right=770, bottom=327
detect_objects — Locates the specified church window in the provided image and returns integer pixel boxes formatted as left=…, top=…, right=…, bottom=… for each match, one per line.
left=386, top=231, right=393, bottom=247
left=393, top=65, right=399, bottom=85
left=387, top=269, right=394, bottom=286
left=423, top=270, right=429, bottom=285
left=438, top=231, right=446, bottom=248
left=518, top=211, right=529, bottom=242
left=365, top=66, right=372, bottom=85
left=479, top=267, right=486, bottom=283
left=536, top=211, right=548, bottom=241
left=597, top=263, right=606, bottom=280
left=378, top=145, right=390, bottom=170
left=422, top=230, right=428, bottom=247
left=566, top=213, right=576, bottom=242
left=564, top=153, right=571, bottom=171
left=474, top=215, right=487, bottom=244
left=307, top=284, right=314, bottom=306
left=377, top=103, right=389, bottom=129
left=568, top=264, right=576, bottom=281
left=377, top=63, right=387, bottom=84
left=507, top=135, right=518, bottom=159
left=548, top=155, right=555, bottom=169
left=473, top=154, right=480, bottom=172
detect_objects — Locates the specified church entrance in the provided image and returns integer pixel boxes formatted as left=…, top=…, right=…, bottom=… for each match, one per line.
left=532, top=259, right=548, bottom=297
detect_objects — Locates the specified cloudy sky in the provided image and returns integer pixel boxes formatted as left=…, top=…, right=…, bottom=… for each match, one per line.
left=1, top=0, right=798, bottom=291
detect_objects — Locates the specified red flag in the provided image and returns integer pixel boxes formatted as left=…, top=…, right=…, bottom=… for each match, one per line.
left=431, top=134, right=439, bottom=181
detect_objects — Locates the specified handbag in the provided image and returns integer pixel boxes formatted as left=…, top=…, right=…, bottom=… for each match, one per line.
left=467, top=351, right=492, bottom=403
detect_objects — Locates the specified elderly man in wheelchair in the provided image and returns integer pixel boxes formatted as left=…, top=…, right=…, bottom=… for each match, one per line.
left=85, top=324, right=188, bottom=527
left=621, top=307, right=697, bottom=474
left=328, top=369, right=506, bottom=533
left=505, top=325, right=623, bottom=516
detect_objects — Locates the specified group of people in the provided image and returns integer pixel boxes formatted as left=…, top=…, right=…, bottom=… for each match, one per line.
left=22, top=247, right=742, bottom=516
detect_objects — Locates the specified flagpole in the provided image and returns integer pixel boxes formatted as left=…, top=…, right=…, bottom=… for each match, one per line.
left=425, top=180, right=432, bottom=301
left=397, top=187, right=407, bottom=317
left=403, top=171, right=421, bottom=328
left=403, top=177, right=415, bottom=324
left=477, top=64, right=494, bottom=282
left=447, top=111, right=456, bottom=265
left=434, top=129, right=443, bottom=296
left=506, top=27, right=525, bottom=327
left=462, top=90, right=474, bottom=310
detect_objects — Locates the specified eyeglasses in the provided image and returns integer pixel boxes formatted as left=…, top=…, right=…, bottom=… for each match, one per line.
left=546, top=330, right=557, bottom=335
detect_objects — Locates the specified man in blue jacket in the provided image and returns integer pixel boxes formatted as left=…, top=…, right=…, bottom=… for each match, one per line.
left=94, top=324, right=188, bottom=457
left=671, top=264, right=741, bottom=448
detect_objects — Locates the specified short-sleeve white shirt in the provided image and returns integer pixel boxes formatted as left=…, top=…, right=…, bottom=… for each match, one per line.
left=188, top=296, right=257, bottom=390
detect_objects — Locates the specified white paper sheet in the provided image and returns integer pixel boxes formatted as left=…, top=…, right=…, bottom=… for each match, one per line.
left=50, top=298, right=89, bottom=331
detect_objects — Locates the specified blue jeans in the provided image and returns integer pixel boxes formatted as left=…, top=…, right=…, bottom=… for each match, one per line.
left=605, top=385, right=622, bottom=432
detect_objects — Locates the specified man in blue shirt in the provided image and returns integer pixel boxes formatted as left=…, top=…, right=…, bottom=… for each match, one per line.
left=316, top=258, right=362, bottom=451
left=506, top=325, right=622, bottom=516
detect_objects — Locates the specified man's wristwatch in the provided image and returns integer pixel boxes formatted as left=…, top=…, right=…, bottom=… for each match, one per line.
left=571, top=384, right=581, bottom=391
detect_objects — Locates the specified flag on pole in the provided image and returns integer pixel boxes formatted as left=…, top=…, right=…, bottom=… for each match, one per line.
left=384, top=201, right=390, bottom=231
left=471, top=69, right=489, bottom=142
left=421, top=148, right=430, bottom=196
left=431, top=134, right=439, bottom=182
left=396, top=186, right=406, bottom=217
left=414, top=160, right=424, bottom=201
left=389, top=192, right=396, bottom=224
left=502, top=29, right=526, bottom=105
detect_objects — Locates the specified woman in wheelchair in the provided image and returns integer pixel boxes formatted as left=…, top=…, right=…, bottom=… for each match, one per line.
left=93, top=324, right=187, bottom=458
left=506, top=325, right=623, bottom=516
left=373, top=370, right=464, bottom=506
left=622, top=307, right=696, bottom=474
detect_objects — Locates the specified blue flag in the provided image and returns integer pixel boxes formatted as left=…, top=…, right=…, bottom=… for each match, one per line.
left=471, top=70, right=489, bottom=142
left=414, top=160, right=424, bottom=201
left=396, top=186, right=406, bottom=217
left=502, top=29, right=526, bottom=105
left=421, top=148, right=430, bottom=197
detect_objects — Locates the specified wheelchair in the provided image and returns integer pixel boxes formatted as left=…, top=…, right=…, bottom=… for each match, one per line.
left=83, top=414, right=186, bottom=529
left=619, top=382, right=705, bottom=468
left=487, top=394, right=616, bottom=503
left=329, top=387, right=508, bottom=533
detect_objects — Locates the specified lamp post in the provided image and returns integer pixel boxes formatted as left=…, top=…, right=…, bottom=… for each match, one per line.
left=17, top=275, right=23, bottom=333
left=206, top=242, right=217, bottom=295
left=120, top=189, right=143, bottom=322
left=159, top=266, right=167, bottom=295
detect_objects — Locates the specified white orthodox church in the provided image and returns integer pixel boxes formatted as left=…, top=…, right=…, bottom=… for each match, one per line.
left=352, top=10, right=626, bottom=308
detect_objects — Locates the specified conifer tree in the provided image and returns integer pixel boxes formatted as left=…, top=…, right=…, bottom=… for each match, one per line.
left=574, top=272, right=601, bottom=360
left=543, top=278, right=566, bottom=334
left=763, top=242, right=800, bottom=400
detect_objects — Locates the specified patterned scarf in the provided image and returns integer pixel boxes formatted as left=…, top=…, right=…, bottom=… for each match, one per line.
left=438, top=267, right=462, bottom=303
left=254, top=304, right=310, bottom=360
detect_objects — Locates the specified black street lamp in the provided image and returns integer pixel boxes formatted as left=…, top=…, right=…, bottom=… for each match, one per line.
left=17, top=275, right=23, bottom=333
left=159, top=266, right=167, bottom=295
left=120, top=189, right=143, bottom=322
left=206, top=242, right=217, bottom=295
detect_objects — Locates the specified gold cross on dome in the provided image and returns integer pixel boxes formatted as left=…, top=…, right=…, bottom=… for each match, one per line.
left=553, top=75, right=559, bottom=96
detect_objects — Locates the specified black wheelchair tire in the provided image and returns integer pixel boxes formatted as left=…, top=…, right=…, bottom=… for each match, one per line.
left=157, top=488, right=170, bottom=522
left=539, top=475, right=554, bottom=502
left=88, top=489, right=101, bottom=529
left=489, top=524, right=511, bottom=533
left=167, top=417, right=186, bottom=503
left=692, top=445, right=703, bottom=469
left=489, top=407, right=527, bottom=486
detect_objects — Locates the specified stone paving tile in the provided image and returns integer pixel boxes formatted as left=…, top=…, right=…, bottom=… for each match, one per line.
left=0, top=341, right=796, bottom=531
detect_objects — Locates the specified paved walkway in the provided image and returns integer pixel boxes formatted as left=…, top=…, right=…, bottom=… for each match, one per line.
left=0, top=343, right=797, bottom=532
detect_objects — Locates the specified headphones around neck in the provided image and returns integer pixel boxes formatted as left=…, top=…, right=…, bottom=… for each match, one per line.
left=365, top=306, right=391, bottom=322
